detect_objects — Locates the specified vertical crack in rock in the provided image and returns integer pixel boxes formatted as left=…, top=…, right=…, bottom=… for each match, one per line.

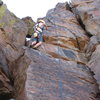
left=70, top=0, right=100, bottom=97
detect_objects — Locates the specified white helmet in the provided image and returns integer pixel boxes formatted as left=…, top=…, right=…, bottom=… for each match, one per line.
left=38, top=20, right=45, bottom=24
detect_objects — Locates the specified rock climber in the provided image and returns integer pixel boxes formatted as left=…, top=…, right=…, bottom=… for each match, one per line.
left=30, top=19, right=47, bottom=48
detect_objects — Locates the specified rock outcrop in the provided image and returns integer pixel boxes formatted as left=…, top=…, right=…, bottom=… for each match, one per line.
left=0, top=4, right=30, bottom=100
left=22, top=17, right=35, bottom=37
left=0, top=0, right=100, bottom=100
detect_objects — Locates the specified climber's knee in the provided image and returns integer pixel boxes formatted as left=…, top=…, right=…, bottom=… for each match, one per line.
left=33, top=41, right=42, bottom=48
left=32, top=41, right=37, bottom=45
left=39, top=41, right=42, bottom=44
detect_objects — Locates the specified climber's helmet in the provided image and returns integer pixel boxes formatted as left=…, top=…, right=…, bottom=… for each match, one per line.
left=38, top=20, right=46, bottom=25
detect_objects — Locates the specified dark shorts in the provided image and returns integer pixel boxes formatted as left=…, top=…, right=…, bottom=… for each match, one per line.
left=31, top=32, right=43, bottom=42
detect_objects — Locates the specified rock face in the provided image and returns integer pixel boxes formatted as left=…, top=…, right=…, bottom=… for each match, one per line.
left=26, top=49, right=99, bottom=100
left=0, top=0, right=100, bottom=100
left=25, top=1, right=100, bottom=100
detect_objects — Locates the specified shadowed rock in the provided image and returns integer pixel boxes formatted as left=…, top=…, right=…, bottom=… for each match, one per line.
left=0, top=4, right=30, bottom=100
left=22, top=17, right=35, bottom=37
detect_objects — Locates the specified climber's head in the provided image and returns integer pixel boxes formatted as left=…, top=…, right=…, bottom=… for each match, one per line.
left=37, top=19, right=47, bottom=30
left=38, top=20, right=46, bottom=25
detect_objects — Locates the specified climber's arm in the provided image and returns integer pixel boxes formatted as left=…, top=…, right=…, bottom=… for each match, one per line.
left=44, top=24, right=48, bottom=30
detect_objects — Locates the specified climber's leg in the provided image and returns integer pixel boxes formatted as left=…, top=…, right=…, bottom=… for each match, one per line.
left=33, top=41, right=42, bottom=48
left=31, top=37, right=37, bottom=45
left=28, top=38, right=37, bottom=48
left=33, top=34, right=43, bottom=48
left=32, top=41, right=37, bottom=45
